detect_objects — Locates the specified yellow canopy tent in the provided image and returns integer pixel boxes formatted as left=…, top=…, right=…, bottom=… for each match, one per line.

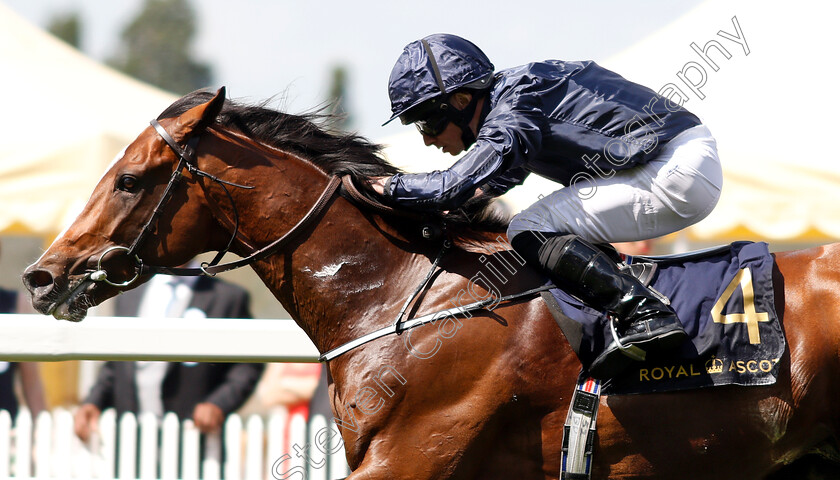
left=0, top=6, right=289, bottom=330
left=0, top=3, right=176, bottom=236
left=0, top=5, right=178, bottom=408
left=600, top=0, right=840, bottom=243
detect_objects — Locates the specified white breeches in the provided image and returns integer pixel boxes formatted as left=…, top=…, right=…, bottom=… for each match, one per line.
left=507, top=124, right=723, bottom=243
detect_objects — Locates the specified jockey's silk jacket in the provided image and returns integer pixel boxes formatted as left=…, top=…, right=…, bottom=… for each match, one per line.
left=384, top=60, right=702, bottom=210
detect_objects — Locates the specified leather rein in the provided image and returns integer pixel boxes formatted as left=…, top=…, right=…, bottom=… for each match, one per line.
left=87, top=118, right=549, bottom=363
left=87, top=119, right=346, bottom=286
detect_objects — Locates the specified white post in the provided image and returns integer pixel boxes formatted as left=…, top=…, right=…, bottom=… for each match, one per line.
left=244, top=414, right=264, bottom=480
left=181, top=419, right=200, bottom=480
left=34, top=410, right=53, bottom=477
left=0, top=410, right=10, bottom=478
left=96, top=408, right=118, bottom=479
left=138, top=412, right=159, bottom=480
left=306, top=414, right=328, bottom=480
left=52, top=408, right=74, bottom=478
left=13, top=408, right=32, bottom=479
left=288, top=413, right=307, bottom=474
left=117, top=412, right=137, bottom=480
left=160, top=413, right=180, bottom=480
left=202, top=432, right=222, bottom=480
left=223, top=414, right=243, bottom=480
left=73, top=430, right=93, bottom=480
left=265, top=408, right=288, bottom=478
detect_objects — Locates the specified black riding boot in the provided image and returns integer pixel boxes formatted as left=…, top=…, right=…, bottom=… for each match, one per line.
left=511, top=231, right=687, bottom=379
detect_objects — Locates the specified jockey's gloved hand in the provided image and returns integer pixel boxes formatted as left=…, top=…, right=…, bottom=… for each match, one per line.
left=367, top=176, right=390, bottom=195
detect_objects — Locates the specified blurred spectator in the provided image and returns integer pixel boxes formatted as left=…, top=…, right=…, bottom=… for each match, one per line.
left=0, top=239, right=47, bottom=421
left=74, top=271, right=264, bottom=441
left=251, top=361, right=321, bottom=456
left=255, top=363, right=322, bottom=418
left=0, top=287, right=46, bottom=420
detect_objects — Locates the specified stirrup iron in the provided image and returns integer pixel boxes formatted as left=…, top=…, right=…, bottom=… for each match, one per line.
left=608, top=315, right=646, bottom=362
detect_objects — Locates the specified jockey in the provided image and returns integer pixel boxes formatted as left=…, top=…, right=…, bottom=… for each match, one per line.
left=369, top=33, right=723, bottom=379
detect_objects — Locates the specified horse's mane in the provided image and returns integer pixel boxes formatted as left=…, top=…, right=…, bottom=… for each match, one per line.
left=158, top=90, right=511, bottom=241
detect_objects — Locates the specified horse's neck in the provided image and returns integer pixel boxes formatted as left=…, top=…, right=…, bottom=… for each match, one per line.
left=206, top=152, right=424, bottom=352
left=198, top=132, right=518, bottom=355
left=249, top=199, right=436, bottom=353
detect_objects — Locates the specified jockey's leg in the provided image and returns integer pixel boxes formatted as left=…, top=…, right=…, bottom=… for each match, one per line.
left=511, top=230, right=686, bottom=379
left=506, top=124, right=722, bottom=378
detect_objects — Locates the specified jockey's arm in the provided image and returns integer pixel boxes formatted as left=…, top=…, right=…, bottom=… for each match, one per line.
left=369, top=176, right=484, bottom=200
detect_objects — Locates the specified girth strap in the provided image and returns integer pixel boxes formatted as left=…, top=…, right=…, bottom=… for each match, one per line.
left=319, top=284, right=553, bottom=362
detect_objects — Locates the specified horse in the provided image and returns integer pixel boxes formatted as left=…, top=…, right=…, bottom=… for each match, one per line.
left=23, top=87, right=840, bottom=479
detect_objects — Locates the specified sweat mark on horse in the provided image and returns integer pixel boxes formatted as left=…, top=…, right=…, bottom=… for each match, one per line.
left=23, top=88, right=840, bottom=479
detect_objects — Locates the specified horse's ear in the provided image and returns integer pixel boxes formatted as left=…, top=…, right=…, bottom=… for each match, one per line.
left=174, top=86, right=227, bottom=140
left=200, top=86, right=226, bottom=129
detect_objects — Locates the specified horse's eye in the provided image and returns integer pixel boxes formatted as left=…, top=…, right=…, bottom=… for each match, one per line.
left=117, top=175, right=138, bottom=192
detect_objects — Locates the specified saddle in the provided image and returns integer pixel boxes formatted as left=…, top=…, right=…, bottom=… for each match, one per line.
left=595, top=241, right=659, bottom=287
left=542, top=241, right=784, bottom=395
left=555, top=242, right=784, bottom=479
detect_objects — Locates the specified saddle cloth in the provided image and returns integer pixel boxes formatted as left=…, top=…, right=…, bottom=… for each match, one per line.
left=543, top=241, right=784, bottom=395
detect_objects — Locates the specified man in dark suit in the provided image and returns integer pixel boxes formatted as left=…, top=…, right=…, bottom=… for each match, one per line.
left=0, top=287, right=46, bottom=420
left=74, top=273, right=264, bottom=440
left=1, top=238, right=47, bottom=421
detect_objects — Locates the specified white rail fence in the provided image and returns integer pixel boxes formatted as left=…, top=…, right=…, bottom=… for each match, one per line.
left=0, top=314, right=348, bottom=479
left=0, top=315, right=319, bottom=363
left=0, top=407, right=349, bottom=480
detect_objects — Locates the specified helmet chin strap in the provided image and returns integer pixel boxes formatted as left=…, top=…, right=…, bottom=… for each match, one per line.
left=448, top=93, right=482, bottom=148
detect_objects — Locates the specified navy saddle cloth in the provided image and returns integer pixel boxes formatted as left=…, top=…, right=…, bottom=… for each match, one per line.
left=544, top=241, right=784, bottom=395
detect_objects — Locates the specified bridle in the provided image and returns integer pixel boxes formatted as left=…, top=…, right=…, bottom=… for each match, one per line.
left=86, top=116, right=549, bottom=363
left=88, top=118, right=343, bottom=287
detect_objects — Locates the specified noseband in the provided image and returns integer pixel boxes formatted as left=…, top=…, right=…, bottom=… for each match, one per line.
left=88, top=119, right=342, bottom=286
left=86, top=118, right=547, bottom=364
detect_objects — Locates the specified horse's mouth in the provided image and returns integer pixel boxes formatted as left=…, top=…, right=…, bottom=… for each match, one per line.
left=46, top=275, right=97, bottom=322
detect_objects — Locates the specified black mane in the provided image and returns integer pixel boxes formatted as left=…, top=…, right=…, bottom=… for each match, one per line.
left=158, top=90, right=510, bottom=236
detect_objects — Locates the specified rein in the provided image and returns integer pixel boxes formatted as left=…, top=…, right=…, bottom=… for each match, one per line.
left=88, top=120, right=343, bottom=285
left=143, top=120, right=254, bottom=272
left=147, top=175, right=343, bottom=277
left=88, top=116, right=548, bottom=362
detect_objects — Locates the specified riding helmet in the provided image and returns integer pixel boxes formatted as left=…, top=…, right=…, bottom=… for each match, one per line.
left=384, top=33, right=495, bottom=126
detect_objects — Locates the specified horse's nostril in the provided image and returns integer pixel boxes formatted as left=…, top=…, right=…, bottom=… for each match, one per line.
left=24, top=269, right=54, bottom=292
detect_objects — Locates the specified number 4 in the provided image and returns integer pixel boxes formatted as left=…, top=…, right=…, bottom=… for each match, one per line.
left=711, top=267, right=770, bottom=344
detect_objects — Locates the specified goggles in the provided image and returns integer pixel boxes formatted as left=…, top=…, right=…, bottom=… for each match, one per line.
left=414, top=111, right=451, bottom=137
left=400, top=98, right=452, bottom=137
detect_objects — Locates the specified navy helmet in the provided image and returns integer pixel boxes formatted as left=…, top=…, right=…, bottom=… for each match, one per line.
left=384, top=34, right=494, bottom=126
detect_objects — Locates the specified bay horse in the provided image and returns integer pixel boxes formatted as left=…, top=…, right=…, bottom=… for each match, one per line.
left=23, top=88, right=840, bottom=479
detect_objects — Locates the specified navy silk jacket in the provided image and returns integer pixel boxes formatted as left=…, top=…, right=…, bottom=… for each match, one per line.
left=384, top=60, right=701, bottom=210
